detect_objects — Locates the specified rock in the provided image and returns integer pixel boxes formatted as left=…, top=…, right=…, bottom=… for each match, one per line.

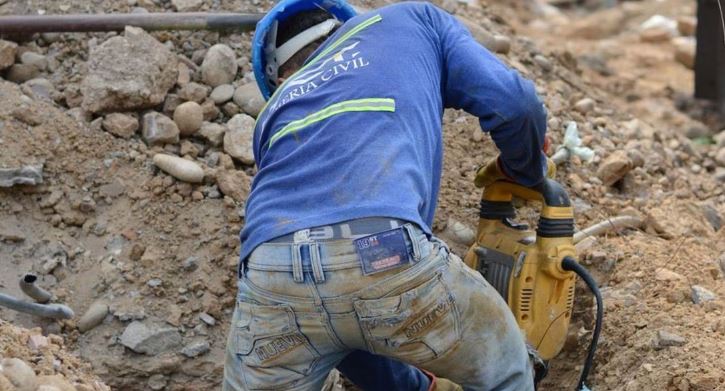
left=21, top=78, right=56, bottom=101
left=201, top=44, right=238, bottom=87
left=198, top=122, right=226, bottom=146
left=653, top=330, right=686, bottom=349
left=147, top=374, right=167, bottom=390
left=715, top=147, right=725, bottom=166
left=0, top=165, right=43, bottom=187
left=102, top=113, right=138, bottom=139
left=673, top=37, right=695, bottom=69
left=182, top=256, right=199, bottom=271
left=597, top=150, right=632, bottom=186
left=0, top=39, right=17, bottom=70
left=0, top=358, right=37, bottom=391
left=491, top=35, right=511, bottom=54
left=216, top=170, right=251, bottom=203
left=6, top=64, right=41, bottom=84
left=685, top=123, right=710, bottom=139
left=178, top=82, right=210, bottom=103
left=181, top=339, right=210, bottom=357
left=20, top=52, right=47, bottom=70
left=171, top=0, right=203, bottom=11
left=142, top=112, right=180, bottom=145
left=233, top=83, right=265, bottom=118
left=718, top=253, right=725, bottom=275
left=654, top=268, right=685, bottom=281
left=199, top=312, right=216, bottom=326
left=173, top=101, right=203, bottom=136
left=28, top=334, right=48, bottom=350
left=715, top=167, right=725, bottom=182
left=78, top=302, right=109, bottom=332
left=568, top=7, right=626, bottom=39
left=120, top=321, right=182, bottom=355
left=81, top=26, right=178, bottom=113
left=691, top=285, right=716, bottom=304
left=640, top=28, right=671, bottom=43
left=35, top=375, right=75, bottom=391
left=676, top=16, right=696, bottom=36
left=224, top=114, right=255, bottom=164
left=153, top=154, right=204, bottom=183
left=573, top=98, right=595, bottom=114
left=701, top=203, right=722, bottom=231
left=443, top=218, right=476, bottom=245
left=533, top=55, right=552, bottom=72
left=210, top=84, right=235, bottom=104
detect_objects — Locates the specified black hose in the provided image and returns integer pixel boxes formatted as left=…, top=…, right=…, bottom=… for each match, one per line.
left=561, top=256, right=603, bottom=391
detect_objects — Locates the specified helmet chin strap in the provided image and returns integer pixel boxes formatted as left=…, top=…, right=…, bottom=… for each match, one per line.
left=265, top=18, right=340, bottom=88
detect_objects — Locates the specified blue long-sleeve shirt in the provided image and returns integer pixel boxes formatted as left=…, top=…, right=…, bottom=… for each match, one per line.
left=239, top=2, right=547, bottom=261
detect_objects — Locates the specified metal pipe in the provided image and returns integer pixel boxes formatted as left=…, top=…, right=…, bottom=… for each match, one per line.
left=0, top=293, right=74, bottom=319
left=19, top=274, right=52, bottom=304
left=0, top=12, right=263, bottom=34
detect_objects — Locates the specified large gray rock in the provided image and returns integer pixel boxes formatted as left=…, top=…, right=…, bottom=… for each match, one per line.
left=653, top=330, right=686, bottom=349
left=142, top=112, right=180, bottom=145
left=233, top=83, right=265, bottom=118
left=0, top=39, right=18, bottom=70
left=120, top=321, right=181, bottom=355
left=102, top=113, right=138, bottom=139
left=210, top=84, right=234, bottom=104
left=81, top=26, right=178, bottom=113
left=224, top=114, right=255, bottom=164
left=201, top=44, right=238, bottom=87
left=597, top=150, right=633, bottom=186
left=6, top=64, right=40, bottom=84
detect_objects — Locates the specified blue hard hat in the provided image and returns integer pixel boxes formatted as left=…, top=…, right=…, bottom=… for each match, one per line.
left=252, top=0, right=357, bottom=101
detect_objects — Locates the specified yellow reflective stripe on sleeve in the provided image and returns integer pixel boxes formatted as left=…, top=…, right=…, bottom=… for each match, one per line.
left=256, top=14, right=384, bottom=128
left=268, top=98, right=395, bottom=147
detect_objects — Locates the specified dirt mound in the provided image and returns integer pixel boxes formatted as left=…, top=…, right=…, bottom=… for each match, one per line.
left=1, top=0, right=724, bottom=390
left=0, top=319, right=109, bottom=391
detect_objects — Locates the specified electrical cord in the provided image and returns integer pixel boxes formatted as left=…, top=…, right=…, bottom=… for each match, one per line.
left=561, top=256, right=603, bottom=391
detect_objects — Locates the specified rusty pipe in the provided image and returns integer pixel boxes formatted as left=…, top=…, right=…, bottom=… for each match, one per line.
left=0, top=292, right=74, bottom=319
left=19, top=274, right=52, bottom=304
left=0, top=12, right=263, bottom=34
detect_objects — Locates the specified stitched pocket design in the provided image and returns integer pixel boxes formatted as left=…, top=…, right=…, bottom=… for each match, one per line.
left=353, top=275, right=462, bottom=364
left=232, top=301, right=319, bottom=390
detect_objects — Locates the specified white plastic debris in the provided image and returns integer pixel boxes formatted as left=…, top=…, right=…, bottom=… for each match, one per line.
left=551, top=122, right=595, bottom=164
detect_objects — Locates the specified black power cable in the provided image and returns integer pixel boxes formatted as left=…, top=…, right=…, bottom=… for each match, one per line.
left=561, top=256, right=603, bottom=391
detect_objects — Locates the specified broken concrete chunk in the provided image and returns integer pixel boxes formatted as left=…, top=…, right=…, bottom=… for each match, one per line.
left=81, top=26, right=178, bottom=113
left=120, top=321, right=181, bottom=355
left=198, top=122, right=227, bottom=147
left=0, top=165, right=43, bottom=187
left=216, top=170, right=251, bottom=203
left=181, top=339, right=210, bottom=358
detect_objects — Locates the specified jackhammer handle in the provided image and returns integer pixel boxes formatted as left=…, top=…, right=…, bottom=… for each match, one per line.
left=483, top=179, right=570, bottom=207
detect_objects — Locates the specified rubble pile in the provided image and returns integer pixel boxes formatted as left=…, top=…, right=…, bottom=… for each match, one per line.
left=0, top=0, right=723, bottom=390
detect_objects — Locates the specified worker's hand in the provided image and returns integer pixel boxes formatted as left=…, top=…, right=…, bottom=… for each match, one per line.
left=474, top=156, right=556, bottom=188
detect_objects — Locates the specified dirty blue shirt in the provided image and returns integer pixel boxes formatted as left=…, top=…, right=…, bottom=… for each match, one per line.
left=239, top=2, right=547, bottom=261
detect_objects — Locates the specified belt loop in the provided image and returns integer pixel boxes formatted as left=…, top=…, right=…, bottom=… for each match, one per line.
left=292, top=244, right=304, bottom=283
left=237, top=257, right=245, bottom=279
left=310, top=243, right=325, bottom=283
left=403, top=223, right=422, bottom=261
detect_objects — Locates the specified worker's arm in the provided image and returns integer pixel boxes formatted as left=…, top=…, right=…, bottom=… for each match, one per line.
left=424, top=3, right=548, bottom=187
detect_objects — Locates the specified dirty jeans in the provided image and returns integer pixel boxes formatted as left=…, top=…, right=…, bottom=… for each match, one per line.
left=223, top=225, right=533, bottom=391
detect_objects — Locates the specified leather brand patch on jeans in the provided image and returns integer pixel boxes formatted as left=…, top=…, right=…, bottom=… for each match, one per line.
left=255, top=334, right=306, bottom=362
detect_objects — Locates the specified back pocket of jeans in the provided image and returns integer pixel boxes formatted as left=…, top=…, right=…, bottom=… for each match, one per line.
left=233, top=301, right=319, bottom=390
left=353, top=275, right=461, bottom=364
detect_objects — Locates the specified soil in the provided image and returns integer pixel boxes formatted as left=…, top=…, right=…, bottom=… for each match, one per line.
left=1, top=0, right=724, bottom=390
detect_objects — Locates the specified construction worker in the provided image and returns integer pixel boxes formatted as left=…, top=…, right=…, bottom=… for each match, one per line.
left=223, top=0, right=549, bottom=390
